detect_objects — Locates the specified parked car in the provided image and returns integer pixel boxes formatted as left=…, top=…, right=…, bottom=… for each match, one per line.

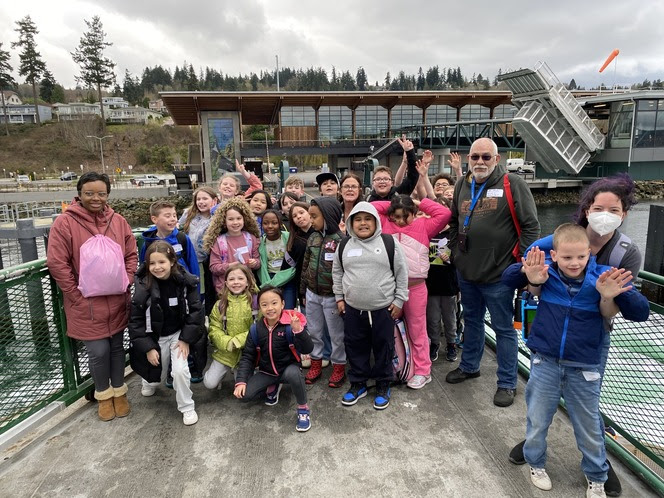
left=60, top=172, right=78, bottom=181
left=506, top=159, right=535, bottom=174
left=130, top=174, right=165, bottom=186
left=17, top=174, right=31, bottom=183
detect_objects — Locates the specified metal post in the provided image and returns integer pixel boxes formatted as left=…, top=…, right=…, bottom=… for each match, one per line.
left=16, top=218, right=50, bottom=367
left=627, top=99, right=636, bottom=170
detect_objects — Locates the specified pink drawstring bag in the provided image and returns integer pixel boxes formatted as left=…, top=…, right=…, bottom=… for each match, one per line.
left=77, top=217, right=129, bottom=297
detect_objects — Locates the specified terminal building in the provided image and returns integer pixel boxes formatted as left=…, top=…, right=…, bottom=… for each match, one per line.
left=161, top=73, right=664, bottom=182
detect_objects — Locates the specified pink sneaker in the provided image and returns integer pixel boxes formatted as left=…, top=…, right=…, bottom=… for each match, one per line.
left=407, top=374, right=432, bottom=389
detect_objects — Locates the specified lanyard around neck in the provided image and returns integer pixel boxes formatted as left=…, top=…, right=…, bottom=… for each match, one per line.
left=462, top=178, right=487, bottom=230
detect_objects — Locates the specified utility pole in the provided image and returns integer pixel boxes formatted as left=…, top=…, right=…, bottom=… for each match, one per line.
left=276, top=55, right=280, bottom=92
left=86, top=134, right=113, bottom=174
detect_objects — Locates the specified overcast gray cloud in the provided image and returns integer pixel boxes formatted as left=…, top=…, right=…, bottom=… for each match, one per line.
left=1, top=0, right=663, bottom=90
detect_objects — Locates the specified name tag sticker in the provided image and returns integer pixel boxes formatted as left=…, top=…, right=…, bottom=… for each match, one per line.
left=168, top=297, right=178, bottom=307
left=324, top=252, right=335, bottom=261
left=172, top=243, right=183, bottom=253
left=347, top=248, right=363, bottom=257
left=487, top=189, right=504, bottom=198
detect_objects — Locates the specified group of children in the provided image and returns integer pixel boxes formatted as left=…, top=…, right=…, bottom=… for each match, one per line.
left=126, top=162, right=649, bottom=498
left=128, top=160, right=464, bottom=432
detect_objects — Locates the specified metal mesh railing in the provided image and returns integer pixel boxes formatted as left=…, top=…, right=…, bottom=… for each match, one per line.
left=485, top=273, right=664, bottom=492
left=0, top=259, right=71, bottom=431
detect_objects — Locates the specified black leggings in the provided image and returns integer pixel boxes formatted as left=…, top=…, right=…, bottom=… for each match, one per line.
left=83, top=332, right=125, bottom=392
left=242, top=363, right=307, bottom=405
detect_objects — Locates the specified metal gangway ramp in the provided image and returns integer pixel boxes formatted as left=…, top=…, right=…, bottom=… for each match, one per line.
left=498, top=62, right=605, bottom=174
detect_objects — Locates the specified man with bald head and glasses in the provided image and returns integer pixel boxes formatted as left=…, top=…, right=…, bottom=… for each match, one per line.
left=446, top=138, right=540, bottom=408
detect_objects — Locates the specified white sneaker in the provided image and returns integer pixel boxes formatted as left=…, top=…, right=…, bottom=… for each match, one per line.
left=586, top=478, right=606, bottom=498
left=301, top=355, right=311, bottom=368
left=407, top=374, right=432, bottom=389
left=321, top=359, right=330, bottom=368
left=141, top=384, right=156, bottom=397
left=530, top=467, right=552, bottom=491
left=183, top=410, right=198, bottom=426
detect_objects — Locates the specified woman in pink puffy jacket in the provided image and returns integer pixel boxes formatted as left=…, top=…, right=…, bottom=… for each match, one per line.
left=47, top=172, right=137, bottom=422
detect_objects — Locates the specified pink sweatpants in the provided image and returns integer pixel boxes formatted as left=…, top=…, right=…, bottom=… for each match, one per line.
left=402, top=282, right=431, bottom=376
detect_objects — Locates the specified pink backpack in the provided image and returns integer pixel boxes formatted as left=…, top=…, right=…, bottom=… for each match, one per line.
left=392, top=318, right=414, bottom=383
left=76, top=214, right=129, bottom=297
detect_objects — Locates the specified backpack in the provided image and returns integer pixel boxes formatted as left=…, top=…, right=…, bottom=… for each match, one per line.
left=248, top=322, right=300, bottom=367
left=393, top=319, right=414, bottom=383
left=337, top=233, right=395, bottom=272
left=74, top=214, right=130, bottom=298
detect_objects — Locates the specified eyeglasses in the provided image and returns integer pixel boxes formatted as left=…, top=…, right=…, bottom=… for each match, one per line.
left=434, top=182, right=450, bottom=188
left=81, top=191, right=108, bottom=199
left=373, top=177, right=392, bottom=183
left=469, top=154, right=494, bottom=162
left=342, top=185, right=359, bottom=191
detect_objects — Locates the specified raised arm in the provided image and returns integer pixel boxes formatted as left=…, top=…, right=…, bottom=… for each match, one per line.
left=395, top=137, right=419, bottom=196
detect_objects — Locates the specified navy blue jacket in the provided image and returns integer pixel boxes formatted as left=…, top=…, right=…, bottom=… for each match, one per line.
left=502, top=257, right=649, bottom=364
left=139, top=227, right=200, bottom=278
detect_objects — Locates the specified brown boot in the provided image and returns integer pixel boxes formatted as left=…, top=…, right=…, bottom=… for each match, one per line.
left=113, top=384, right=130, bottom=418
left=305, top=359, right=323, bottom=384
left=94, top=387, right=115, bottom=421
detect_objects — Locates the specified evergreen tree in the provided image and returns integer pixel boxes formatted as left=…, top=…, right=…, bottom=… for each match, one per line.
left=356, top=66, right=368, bottom=91
left=416, top=67, right=425, bottom=90
left=12, top=15, right=46, bottom=125
left=384, top=71, right=391, bottom=89
left=123, top=70, right=143, bottom=105
left=39, top=69, right=56, bottom=102
left=340, top=70, right=356, bottom=90
left=568, top=78, right=577, bottom=90
left=71, top=16, right=116, bottom=123
left=186, top=64, right=198, bottom=90
left=330, top=66, right=340, bottom=90
left=0, top=42, right=17, bottom=135
left=425, top=66, right=440, bottom=90
left=51, top=83, right=65, bottom=104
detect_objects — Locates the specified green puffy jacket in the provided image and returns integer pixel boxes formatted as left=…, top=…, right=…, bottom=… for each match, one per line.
left=208, top=294, right=255, bottom=368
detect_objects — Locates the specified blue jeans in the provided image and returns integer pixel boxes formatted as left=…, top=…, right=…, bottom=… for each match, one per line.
left=524, top=354, right=608, bottom=482
left=457, top=274, right=518, bottom=389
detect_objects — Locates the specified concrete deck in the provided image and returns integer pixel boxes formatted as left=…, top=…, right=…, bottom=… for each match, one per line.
left=0, top=347, right=656, bottom=497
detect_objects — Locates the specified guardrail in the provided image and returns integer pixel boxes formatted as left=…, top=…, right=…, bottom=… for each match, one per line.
left=0, top=256, right=662, bottom=493
left=484, top=274, right=664, bottom=493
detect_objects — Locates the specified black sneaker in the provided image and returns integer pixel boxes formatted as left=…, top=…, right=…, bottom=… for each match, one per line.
left=445, top=367, right=480, bottom=384
left=446, top=343, right=457, bottom=362
left=341, top=382, right=368, bottom=406
left=429, top=343, right=439, bottom=362
left=373, top=381, right=391, bottom=410
left=494, top=387, right=516, bottom=407
left=509, top=440, right=526, bottom=465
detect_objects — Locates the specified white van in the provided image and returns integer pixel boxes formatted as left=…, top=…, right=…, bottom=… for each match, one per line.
left=17, top=174, right=31, bottom=183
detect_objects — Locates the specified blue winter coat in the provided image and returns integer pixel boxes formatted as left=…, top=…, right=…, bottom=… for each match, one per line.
left=502, top=257, right=649, bottom=364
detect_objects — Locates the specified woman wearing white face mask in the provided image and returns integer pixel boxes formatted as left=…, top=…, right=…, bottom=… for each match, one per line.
left=506, top=173, right=641, bottom=496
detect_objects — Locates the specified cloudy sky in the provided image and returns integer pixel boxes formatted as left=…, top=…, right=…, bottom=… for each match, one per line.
left=1, top=0, right=663, bottom=90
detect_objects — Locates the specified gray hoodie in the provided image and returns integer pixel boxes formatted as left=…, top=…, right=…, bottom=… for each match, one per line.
left=332, top=202, right=409, bottom=311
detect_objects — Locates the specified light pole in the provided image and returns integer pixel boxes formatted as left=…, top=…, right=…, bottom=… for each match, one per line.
left=86, top=135, right=113, bottom=174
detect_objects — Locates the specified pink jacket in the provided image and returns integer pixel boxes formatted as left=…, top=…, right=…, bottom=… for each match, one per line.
left=209, top=231, right=261, bottom=293
left=374, top=198, right=450, bottom=279
left=47, top=201, right=138, bottom=340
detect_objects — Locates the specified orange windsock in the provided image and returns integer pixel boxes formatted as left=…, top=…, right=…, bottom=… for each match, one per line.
left=599, top=49, right=620, bottom=73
